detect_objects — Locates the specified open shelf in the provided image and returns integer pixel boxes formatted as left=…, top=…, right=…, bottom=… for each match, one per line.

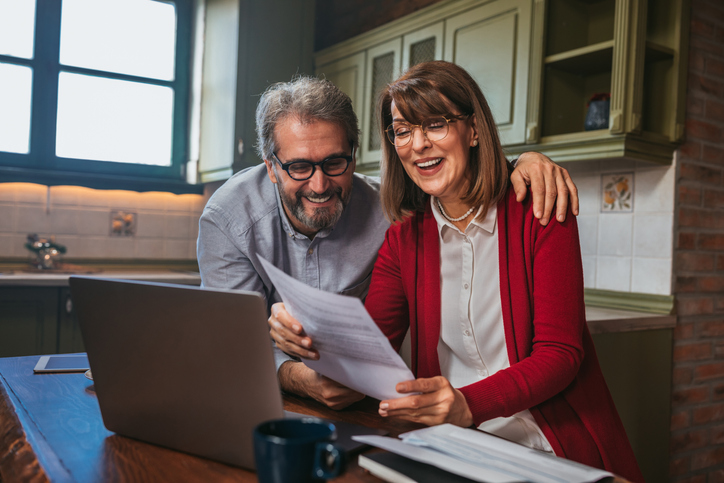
left=545, top=0, right=615, bottom=56
left=545, top=40, right=614, bottom=75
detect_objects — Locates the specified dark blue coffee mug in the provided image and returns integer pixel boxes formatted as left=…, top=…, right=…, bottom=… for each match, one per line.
left=253, top=418, right=346, bottom=482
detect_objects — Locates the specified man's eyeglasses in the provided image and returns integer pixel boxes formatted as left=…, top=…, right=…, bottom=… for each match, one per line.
left=385, top=115, right=468, bottom=147
left=272, top=152, right=353, bottom=181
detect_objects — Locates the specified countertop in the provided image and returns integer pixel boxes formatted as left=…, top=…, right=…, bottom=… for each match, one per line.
left=586, top=305, right=676, bottom=334
left=0, top=270, right=201, bottom=287
left=0, top=271, right=675, bottom=333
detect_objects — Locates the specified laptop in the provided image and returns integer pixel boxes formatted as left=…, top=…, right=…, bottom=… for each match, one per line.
left=69, top=276, right=287, bottom=470
left=69, top=276, right=384, bottom=470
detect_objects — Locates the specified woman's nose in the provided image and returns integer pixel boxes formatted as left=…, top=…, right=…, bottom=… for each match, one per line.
left=410, top=127, right=431, bottom=151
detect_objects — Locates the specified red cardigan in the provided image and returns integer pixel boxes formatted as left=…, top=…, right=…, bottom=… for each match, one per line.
left=366, top=188, right=643, bottom=482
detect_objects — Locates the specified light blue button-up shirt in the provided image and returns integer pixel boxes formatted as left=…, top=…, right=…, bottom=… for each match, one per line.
left=197, top=164, right=390, bottom=370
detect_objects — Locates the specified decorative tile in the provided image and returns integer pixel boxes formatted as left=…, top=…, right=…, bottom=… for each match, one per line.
left=601, top=172, right=634, bottom=212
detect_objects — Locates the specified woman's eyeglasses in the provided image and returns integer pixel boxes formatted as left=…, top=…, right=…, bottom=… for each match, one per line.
left=385, top=115, right=467, bottom=147
left=272, top=152, right=353, bottom=181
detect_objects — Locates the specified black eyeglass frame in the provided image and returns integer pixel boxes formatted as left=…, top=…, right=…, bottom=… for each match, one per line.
left=271, top=151, right=355, bottom=181
left=385, top=114, right=470, bottom=147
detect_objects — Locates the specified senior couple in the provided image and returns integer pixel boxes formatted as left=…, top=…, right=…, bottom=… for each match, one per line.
left=197, top=61, right=643, bottom=481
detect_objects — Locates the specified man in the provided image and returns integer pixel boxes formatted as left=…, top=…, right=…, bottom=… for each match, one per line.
left=197, top=75, right=578, bottom=410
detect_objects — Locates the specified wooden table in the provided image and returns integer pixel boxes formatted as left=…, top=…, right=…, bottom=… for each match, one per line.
left=0, top=355, right=422, bottom=482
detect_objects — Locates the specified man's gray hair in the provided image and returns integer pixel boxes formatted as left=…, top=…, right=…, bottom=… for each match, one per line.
left=255, top=75, right=360, bottom=161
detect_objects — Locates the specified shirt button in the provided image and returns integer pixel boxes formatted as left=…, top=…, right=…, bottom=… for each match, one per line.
left=477, top=369, right=487, bottom=377
left=464, top=283, right=469, bottom=289
left=307, top=248, right=313, bottom=255
left=464, top=330, right=471, bottom=337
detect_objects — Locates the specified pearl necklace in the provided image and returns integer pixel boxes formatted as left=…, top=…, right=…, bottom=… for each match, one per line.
left=437, top=199, right=476, bottom=222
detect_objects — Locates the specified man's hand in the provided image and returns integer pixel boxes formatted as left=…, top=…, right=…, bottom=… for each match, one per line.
left=511, top=152, right=579, bottom=225
left=268, top=302, right=319, bottom=360
left=278, top=361, right=364, bottom=410
left=378, top=376, right=473, bottom=427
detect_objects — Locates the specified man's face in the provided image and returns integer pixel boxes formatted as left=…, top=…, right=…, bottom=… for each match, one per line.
left=265, top=117, right=355, bottom=238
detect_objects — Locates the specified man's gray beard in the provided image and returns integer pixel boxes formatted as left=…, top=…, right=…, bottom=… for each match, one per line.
left=278, top=181, right=351, bottom=233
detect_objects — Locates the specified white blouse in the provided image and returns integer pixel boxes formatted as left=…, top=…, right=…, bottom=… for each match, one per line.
left=431, top=197, right=553, bottom=453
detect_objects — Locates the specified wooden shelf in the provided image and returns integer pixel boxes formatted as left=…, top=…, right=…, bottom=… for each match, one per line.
left=544, top=39, right=614, bottom=75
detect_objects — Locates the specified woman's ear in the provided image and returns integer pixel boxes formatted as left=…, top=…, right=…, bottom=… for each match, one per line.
left=469, top=115, right=479, bottom=147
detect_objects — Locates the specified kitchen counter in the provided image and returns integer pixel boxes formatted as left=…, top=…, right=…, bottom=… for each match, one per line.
left=0, top=270, right=201, bottom=287
left=0, top=270, right=675, bottom=332
left=586, top=305, right=676, bottom=334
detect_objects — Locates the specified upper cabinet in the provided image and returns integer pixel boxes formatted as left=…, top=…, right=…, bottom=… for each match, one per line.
left=314, top=0, right=689, bottom=173
left=444, top=0, right=535, bottom=146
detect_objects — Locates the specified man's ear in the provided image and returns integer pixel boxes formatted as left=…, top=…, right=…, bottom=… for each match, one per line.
left=264, top=159, right=278, bottom=184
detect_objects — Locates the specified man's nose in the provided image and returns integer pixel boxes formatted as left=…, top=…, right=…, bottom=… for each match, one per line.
left=307, top=166, right=330, bottom=193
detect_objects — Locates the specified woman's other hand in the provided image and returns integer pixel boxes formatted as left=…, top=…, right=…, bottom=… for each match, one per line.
left=267, top=302, right=319, bottom=360
left=378, top=376, right=474, bottom=427
left=511, top=152, right=579, bottom=225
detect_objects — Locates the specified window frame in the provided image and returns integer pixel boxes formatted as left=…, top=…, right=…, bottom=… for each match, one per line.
left=0, top=0, right=199, bottom=194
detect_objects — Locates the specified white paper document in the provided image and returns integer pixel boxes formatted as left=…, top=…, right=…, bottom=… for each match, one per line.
left=354, top=424, right=614, bottom=483
left=259, top=256, right=414, bottom=401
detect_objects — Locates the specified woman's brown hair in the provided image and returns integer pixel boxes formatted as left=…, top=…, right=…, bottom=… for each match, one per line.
left=378, top=60, right=512, bottom=222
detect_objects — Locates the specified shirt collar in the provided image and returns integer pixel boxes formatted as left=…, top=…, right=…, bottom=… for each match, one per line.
left=430, top=196, right=497, bottom=235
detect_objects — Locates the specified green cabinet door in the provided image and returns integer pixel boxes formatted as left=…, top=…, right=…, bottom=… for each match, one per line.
left=0, top=287, right=59, bottom=357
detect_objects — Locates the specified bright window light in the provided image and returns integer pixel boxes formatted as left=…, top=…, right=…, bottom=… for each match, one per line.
left=0, top=63, right=33, bottom=154
left=56, top=72, right=174, bottom=166
left=60, top=0, right=177, bottom=81
left=0, top=0, right=36, bottom=59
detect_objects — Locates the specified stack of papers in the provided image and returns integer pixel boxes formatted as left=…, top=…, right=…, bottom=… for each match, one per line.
left=354, top=425, right=614, bottom=483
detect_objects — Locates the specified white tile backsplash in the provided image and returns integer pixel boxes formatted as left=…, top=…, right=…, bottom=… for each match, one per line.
left=569, top=158, right=674, bottom=295
left=577, top=215, right=598, bottom=256
left=596, top=256, right=632, bottom=291
left=597, top=213, right=633, bottom=257
left=49, top=208, right=80, bottom=235
left=631, top=258, right=673, bottom=295
left=0, top=183, right=204, bottom=261
left=0, top=204, right=17, bottom=233
left=16, top=205, right=49, bottom=233
left=136, top=213, right=168, bottom=238
left=633, top=214, right=674, bottom=258
left=165, top=214, right=191, bottom=239
left=633, top=164, right=676, bottom=213
left=582, top=255, right=597, bottom=288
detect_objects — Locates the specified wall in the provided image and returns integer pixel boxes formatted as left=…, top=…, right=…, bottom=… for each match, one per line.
left=670, top=0, right=724, bottom=481
left=0, top=183, right=205, bottom=261
left=566, top=159, right=676, bottom=295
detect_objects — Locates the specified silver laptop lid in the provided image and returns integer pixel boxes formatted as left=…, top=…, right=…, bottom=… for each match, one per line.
left=69, top=276, right=284, bottom=469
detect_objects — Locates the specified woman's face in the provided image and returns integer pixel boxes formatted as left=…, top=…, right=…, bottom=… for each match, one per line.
left=391, top=99, right=477, bottom=205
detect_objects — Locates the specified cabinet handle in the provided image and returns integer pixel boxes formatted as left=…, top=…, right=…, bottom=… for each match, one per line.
left=65, top=295, right=73, bottom=315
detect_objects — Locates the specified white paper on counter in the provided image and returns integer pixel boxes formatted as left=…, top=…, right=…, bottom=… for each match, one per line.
left=259, top=256, right=414, bottom=401
left=354, top=424, right=615, bottom=483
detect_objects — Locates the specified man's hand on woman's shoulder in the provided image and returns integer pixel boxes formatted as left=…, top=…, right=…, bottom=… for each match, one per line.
left=510, top=152, right=579, bottom=226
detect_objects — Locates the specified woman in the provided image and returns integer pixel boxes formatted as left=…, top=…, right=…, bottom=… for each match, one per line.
left=366, top=61, right=642, bottom=482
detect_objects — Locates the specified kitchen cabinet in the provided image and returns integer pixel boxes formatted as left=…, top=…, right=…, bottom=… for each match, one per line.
left=0, top=287, right=84, bottom=358
left=197, top=0, right=315, bottom=182
left=0, top=288, right=61, bottom=358
left=315, top=0, right=689, bottom=172
left=444, top=0, right=535, bottom=146
left=507, top=0, right=690, bottom=163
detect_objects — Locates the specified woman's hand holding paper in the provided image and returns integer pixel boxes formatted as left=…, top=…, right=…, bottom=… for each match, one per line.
left=378, top=376, right=474, bottom=428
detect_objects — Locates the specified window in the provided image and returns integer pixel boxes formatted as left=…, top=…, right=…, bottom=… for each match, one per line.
left=0, top=0, right=196, bottom=193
